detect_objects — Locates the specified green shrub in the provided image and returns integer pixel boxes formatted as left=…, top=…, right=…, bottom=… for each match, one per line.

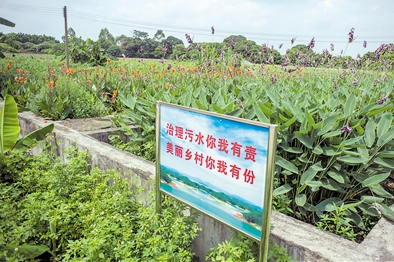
left=0, top=149, right=200, bottom=261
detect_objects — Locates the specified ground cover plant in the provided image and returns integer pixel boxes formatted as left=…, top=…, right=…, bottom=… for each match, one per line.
left=1, top=30, right=394, bottom=244
left=0, top=149, right=201, bottom=261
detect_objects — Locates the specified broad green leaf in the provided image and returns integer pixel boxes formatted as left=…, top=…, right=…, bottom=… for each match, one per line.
left=0, top=95, right=21, bottom=153
left=344, top=93, right=356, bottom=117
left=315, top=197, right=342, bottom=211
left=245, top=108, right=255, bottom=120
left=300, top=167, right=318, bottom=185
left=278, top=113, right=289, bottom=122
left=13, top=124, right=54, bottom=152
left=294, top=133, right=313, bottom=149
left=342, top=136, right=364, bottom=146
left=380, top=204, right=394, bottom=222
left=276, top=155, right=298, bottom=174
left=283, top=115, right=297, bottom=128
left=358, top=203, right=379, bottom=217
left=370, top=184, right=393, bottom=198
left=253, top=103, right=270, bottom=123
left=305, top=180, right=322, bottom=188
left=360, top=195, right=384, bottom=204
left=311, top=161, right=324, bottom=171
left=184, top=91, right=192, bottom=107
left=343, top=200, right=363, bottom=210
left=211, top=104, right=224, bottom=114
left=273, top=184, right=292, bottom=195
left=317, top=114, right=340, bottom=136
left=377, top=128, right=394, bottom=147
left=18, top=244, right=49, bottom=259
left=337, top=155, right=367, bottom=165
left=281, top=146, right=303, bottom=154
left=266, top=89, right=280, bottom=107
left=322, top=130, right=341, bottom=138
left=295, top=194, right=306, bottom=206
left=378, top=151, right=394, bottom=158
left=349, top=211, right=364, bottom=229
left=327, top=170, right=345, bottom=183
left=364, top=119, right=376, bottom=148
left=373, top=157, right=394, bottom=168
left=260, top=103, right=273, bottom=116
left=228, top=108, right=243, bottom=117
left=321, top=178, right=343, bottom=192
left=312, top=145, right=323, bottom=155
left=0, top=17, right=15, bottom=27
left=377, top=113, right=392, bottom=138
left=362, top=172, right=391, bottom=187
left=305, top=110, right=315, bottom=125
left=368, top=104, right=394, bottom=117
left=322, top=147, right=342, bottom=156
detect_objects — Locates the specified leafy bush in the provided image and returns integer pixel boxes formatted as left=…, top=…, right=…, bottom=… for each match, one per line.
left=0, top=149, right=200, bottom=261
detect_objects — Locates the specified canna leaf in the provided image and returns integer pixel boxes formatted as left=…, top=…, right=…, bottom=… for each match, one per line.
left=377, top=113, right=392, bottom=138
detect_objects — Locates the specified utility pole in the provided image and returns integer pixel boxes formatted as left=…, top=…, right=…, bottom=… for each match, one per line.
left=63, top=6, right=69, bottom=68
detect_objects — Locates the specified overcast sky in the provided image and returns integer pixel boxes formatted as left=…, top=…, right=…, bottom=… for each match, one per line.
left=0, top=0, right=393, bottom=57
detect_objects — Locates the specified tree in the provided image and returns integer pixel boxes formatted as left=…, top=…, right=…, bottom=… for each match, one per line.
left=133, top=30, right=149, bottom=40
left=162, top=36, right=183, bottom=56
left=0, top=17, right=17, bottom=58
left=153, top=30, right=165, bottom=41
left=98, top=28, right=115, bottom=51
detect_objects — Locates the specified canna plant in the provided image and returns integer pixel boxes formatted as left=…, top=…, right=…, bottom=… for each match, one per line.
left=270, top=76, right=394, bottom=227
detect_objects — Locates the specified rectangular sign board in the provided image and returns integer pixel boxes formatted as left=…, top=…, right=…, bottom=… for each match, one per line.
left=156, top=102, right=277, bottom=258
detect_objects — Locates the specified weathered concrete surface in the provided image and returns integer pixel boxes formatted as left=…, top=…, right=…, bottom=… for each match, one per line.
left=16, top=110, right=394, bottom=262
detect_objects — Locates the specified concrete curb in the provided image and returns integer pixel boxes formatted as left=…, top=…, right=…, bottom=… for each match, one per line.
left=17, top=110, right=394, bottom=262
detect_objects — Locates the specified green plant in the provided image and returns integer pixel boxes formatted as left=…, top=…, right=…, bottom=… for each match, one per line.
left=205, top=233, right=294, bottom=262
left=0, top=148, right=200, bottom=261
left=315, top=203, right=358, bottom=241
left=0, top=94, right=54, bottom=181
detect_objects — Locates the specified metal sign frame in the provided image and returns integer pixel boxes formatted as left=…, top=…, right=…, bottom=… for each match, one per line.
left=155, top=101, right=277, bottom=261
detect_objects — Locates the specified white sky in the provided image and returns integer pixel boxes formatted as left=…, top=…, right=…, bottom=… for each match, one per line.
left=0, top=0, right=393, bottom=57
left=159, top=104, right=271, bottom=207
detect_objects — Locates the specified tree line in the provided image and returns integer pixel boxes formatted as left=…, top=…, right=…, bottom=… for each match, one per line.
left=1, top=27, right=393, bottom=70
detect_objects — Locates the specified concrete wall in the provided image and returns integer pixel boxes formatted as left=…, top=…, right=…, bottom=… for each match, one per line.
left=17, top=110, right=394, bottom=262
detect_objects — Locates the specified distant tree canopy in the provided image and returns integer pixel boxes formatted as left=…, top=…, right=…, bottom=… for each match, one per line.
left=1, top=25, right=393, bottom=69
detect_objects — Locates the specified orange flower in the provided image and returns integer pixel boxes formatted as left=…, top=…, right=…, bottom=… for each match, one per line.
left=165, top=82, right=170, bottom=89
left=48, top=81, right=54, bottom=87
left=112, top=90, right=117, bottom=98
left=16, top=68, right=22, bottom=73
left=6, top=63, right=10, bottom=70
left=107, top=58, right=112, bottom=63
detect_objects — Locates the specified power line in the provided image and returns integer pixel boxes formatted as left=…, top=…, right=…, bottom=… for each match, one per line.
left=1, top=2, right=393, bottom=44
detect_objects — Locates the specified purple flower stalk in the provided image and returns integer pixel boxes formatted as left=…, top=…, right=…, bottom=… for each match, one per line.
left=167, top=64, right=172, bottom=70
left=262, top=43, right=268, bottom=53
left=341, top=123, right=352, bottom=133
left=291, top=37, right=296, bottom=45
left=348, top=28, right=355, bottom=43
left=162, top=44, right=167, bottom=54
left=211, top=26, right=215, bottom=35
left=139, top=46, right=144, bottom=53
left=307, top=37, right=315, bottom=50
left=279, top=43, right=283, bottom=49
left=375, top=95, right=388, bottom=105
left=330, top=43, right=334, bottom=52
left=363, top=40, right=367, bottom=48
left=230, top=38, right=235, bottom=50
left=185, top=34, right=193, bottom=44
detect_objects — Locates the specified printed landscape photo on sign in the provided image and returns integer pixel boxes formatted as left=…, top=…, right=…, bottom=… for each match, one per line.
left=156, top=102, right=277, bottom=241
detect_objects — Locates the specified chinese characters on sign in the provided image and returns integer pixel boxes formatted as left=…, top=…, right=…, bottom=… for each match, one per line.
left=165, top=123, right=257, bottom=184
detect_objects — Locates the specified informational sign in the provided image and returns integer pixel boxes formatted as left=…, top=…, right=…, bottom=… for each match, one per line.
left=156, top=102, right=277, bottom=261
